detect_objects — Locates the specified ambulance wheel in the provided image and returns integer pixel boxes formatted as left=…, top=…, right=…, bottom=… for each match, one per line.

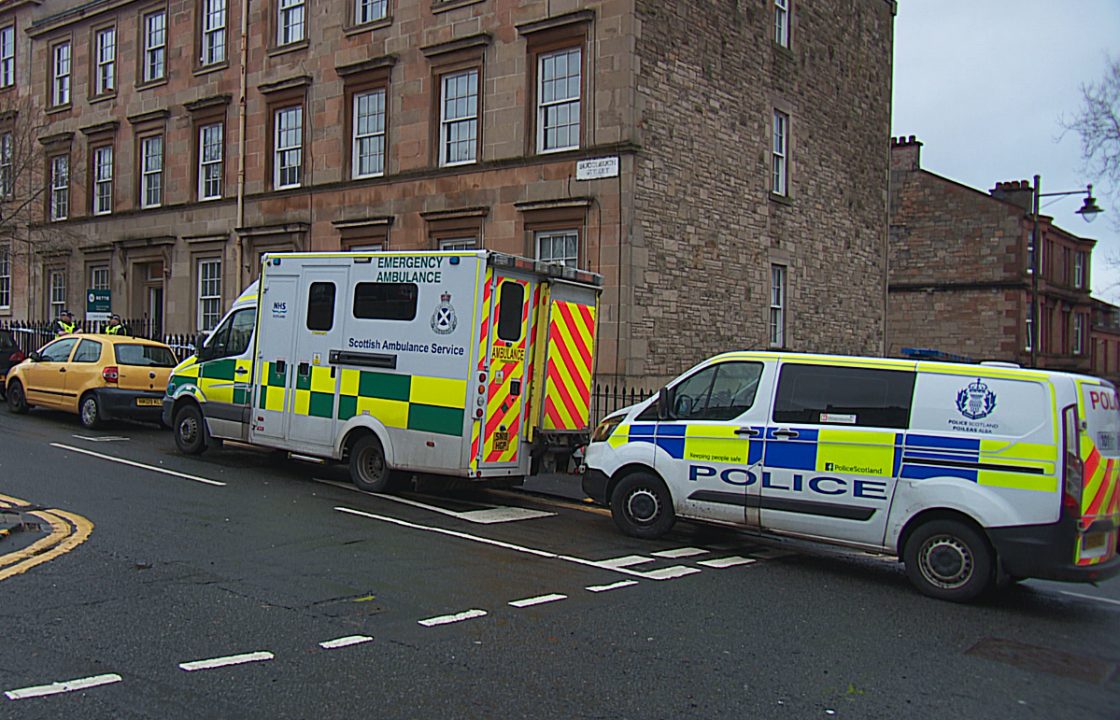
left=611, top=472, right=675, bottom=539
left=173, top=404, right=209, bottom=455
left=6, top=380, right=28, bottom=413
left=903, top=519, right=994, bottom=602
left=350, top=435, right=399, bottom=493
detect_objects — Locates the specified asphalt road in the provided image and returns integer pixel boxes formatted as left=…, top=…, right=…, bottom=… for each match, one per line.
left=0, top=407, right=1118, bottom=719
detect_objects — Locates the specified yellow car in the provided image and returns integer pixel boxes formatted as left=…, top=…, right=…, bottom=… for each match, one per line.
left=5, top=333, right=177, bottom=429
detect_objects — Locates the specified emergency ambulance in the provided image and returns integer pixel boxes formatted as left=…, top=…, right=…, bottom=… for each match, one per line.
left=582, top=351, right=1120, bottom=601
left=163, top=251, right=601, bottom=491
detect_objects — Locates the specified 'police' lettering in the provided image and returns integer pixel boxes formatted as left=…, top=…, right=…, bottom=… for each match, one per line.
left=720, top=468, right=756, bottom=487
left=689, top=465, right=717, bottom=482
left=808, top=476, right=846, bottom=496
left=853, top=479, right=887, bottom=499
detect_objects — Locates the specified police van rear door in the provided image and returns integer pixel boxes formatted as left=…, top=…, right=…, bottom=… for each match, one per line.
left=762, top=361, right=916, bottom=546
left=1075, top=380, right=1120, bottom=567
left=653, top=358, right=772, bottom=527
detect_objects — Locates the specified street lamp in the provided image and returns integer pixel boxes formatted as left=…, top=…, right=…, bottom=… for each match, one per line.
left=1029, top=175, right=1104, bottom=368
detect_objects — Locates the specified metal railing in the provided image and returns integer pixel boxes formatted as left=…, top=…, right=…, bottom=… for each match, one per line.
left=1, top=319, right=196, bottom=362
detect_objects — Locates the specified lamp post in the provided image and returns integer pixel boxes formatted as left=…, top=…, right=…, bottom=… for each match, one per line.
left=1029, top=175, right=1104, bottom=369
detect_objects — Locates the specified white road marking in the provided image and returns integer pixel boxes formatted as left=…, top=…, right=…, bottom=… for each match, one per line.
left=597, top=555, right=655, bottom=569
left=71, top=435, right=130, bottom=443
left=509, top=594, right=567, bottom=608
left=652, top=547, right=709, bottom=559
left=50, top=444, right=226, bottom=487
left=1059, top=590, right=1120, bottom=607
left=319, top=635, right=374, bottom=649
left=697, top=556, right=757, bottom=569
left=5, top=673, right=122, bottom=700
left=586, top=580, right=639, bottom=592
left=419, top=609, right=487, bottom=627
left=314, top=478, right=554, bottom=524
left=178, top=651, right=274, bottom=671
left=335, top=507, right=666, bottom=579
left=639, top=566, right=703, bottom=580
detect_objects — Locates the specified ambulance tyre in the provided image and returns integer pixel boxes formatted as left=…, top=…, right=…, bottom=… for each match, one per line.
left=350, top=435, right=401, bottom=493
left=173, top=403, right=209, bottom=455
left=903, top=518, right=994, bottom=602
left=611, top=472, right=675, bottom=539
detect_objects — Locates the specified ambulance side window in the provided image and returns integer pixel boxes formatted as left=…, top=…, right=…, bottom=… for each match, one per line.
left=497, top=282, right=525, bottom=342
left=307, top=282, right=337, bottom=331
left=772, top=364, right=915, bottom=428
left=206, top=309, right=255, bottom=360
left=656, top=361, right=764, bottom=422
left=353, top=283, right=418, bottom=321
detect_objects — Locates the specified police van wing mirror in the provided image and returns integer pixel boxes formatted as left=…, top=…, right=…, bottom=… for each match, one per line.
left=657, top=387, right=671, bottom=420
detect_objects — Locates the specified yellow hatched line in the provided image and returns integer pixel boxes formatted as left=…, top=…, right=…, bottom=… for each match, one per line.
left=550, top=352, right=587, bottom=418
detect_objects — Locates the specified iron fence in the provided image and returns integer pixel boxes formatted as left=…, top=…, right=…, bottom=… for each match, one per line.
left=590, top=382, right=655, bottom=424
left=0, top=319, right=196, bottom=362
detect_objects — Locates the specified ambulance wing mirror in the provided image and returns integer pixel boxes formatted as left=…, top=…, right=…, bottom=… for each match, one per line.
left=657, top=387, right=671, bottom=420
left=195, top=332, right=211, bottom=360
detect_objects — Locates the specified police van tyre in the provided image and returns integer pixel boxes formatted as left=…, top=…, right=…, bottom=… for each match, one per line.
left=173, top=404, right=209, bottom=455
left=350, top=435, right=404, bottom=493
left=611, top=472, right=676, bottom=539
left=903, top=518, right=995, bottom=602
left=6, top=379, right=28, bottom=414
left=79, top=393, right=103, bottom=430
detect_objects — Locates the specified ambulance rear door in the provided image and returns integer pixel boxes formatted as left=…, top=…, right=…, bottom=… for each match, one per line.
left=535, top=279, right=599, bottom=437
left=477, top=269, right=537, bottom=475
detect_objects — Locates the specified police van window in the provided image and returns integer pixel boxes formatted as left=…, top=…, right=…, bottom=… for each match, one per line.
left=773, top=364, right=916, bottom=429
left=72, top=339, right=102, bottom=363
left=307, top=282, right=337, bottom=331
left=497, top=282, right=525, bottom=342
left=206, top=308, right=255, bottom=360
left=644, top=361, right=764, bottom=422
left=353, top=282, right=418, bottom=321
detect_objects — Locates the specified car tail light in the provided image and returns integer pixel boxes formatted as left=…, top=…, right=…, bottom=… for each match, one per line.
left=1062, top=404, right=1084, bottom=516
left=102, top=366, right=119, bottom=383
left=8, top=350, right=23, bottom=363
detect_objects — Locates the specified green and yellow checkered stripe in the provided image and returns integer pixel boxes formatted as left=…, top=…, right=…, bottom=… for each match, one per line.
left=259, top=364, right=335, bottom=418
left=338, top=369, right=466, bottom=436
left=170, top=357, right=252, bottom=404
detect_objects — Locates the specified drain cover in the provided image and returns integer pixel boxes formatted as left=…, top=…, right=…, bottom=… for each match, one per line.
left=967, top=637, right=1116, bottom=685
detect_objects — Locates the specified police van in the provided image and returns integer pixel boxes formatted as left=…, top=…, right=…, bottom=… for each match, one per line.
left=582, top=351, right=1120, bottom=601
left=163, top=251, right=601, bottom=490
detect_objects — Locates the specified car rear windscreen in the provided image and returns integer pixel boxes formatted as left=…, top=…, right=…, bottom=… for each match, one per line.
left=115, top=344, right=176, bottom=367
left=0, top=331, right=15, bottom=350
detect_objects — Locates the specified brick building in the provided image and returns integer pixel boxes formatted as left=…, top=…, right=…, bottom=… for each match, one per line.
left=0, top=0, right=896, bottom=387
left=889, top=136, right=1096, bottom=372
left=1091, top=298, right=1120, bottom=385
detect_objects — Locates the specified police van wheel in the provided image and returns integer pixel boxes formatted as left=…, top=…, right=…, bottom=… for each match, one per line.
left=174, top=404, right=208, bottom=455
left=904, top=519, right=994, bottom=602
left=350, top=435, right=396, bottom=493
left=611, top=472, right=675, bottom=539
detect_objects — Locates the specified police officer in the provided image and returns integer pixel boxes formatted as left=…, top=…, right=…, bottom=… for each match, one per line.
left=53, top=310, right=78, bottom=336
left=105, top=314, right=127, bottom=336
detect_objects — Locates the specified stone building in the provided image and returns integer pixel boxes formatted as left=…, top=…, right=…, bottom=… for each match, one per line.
left=889, top=136, right=1096, bottom=372
left=1090, top=298, right=1120, bottom=385
left=0, top=0, right=896, bottom=387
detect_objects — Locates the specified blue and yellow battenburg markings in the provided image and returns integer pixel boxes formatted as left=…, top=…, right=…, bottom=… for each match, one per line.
left=609, top=423, right=1055, bottom=491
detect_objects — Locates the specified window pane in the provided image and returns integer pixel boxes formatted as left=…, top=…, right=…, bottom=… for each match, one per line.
left=306, top=281, right=336, bottom=331
left=73, top=339, right=103, bottom=363
left=496, top=281, right=525, bottom=342
left=773, top=364, right=916, bottom=429
left=353, top=283, right=419, bottom=321
left=670, top=362, right=764, bottom=421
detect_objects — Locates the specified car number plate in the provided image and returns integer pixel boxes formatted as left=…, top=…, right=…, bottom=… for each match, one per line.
left=136, top=398, right=161, bottom=407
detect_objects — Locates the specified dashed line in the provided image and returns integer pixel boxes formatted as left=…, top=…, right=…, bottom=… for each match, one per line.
left=596, top=555, right=655, bottom=569
left=50, top=444, right=226, bottom=487
left=419, top=609, right=488, bottom=627
left=640, top=566, right=702, bottom=580
left=509, top=594, right=567, bottom=608
left=697, top=556, right=757, bottom=569
left=1059, top=590, right=1120, bottom=607
left=178, top=652, right=274, bottom=672
left=652, top=547, right=709, bottom=559
left=586, top=580, right=639, bottom=592
left=5, top=673, right=122, bottom=700
left=319, top=635, right=374, bottom=649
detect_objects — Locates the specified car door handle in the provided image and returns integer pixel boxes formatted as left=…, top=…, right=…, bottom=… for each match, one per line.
left=734, top=427, right=761, bottom=437
left=773, top=429, right=800, bottom=439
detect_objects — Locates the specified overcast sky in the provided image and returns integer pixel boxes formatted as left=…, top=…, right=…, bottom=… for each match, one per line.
left=891, top=0, right=1120, bottom=301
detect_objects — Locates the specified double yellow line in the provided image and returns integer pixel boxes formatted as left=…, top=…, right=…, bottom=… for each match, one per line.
left=0, top=493, right=93, bottom=582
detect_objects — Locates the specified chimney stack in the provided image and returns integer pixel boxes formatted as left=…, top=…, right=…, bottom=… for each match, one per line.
left=989, top=179, right=1035, bottom=212
left=890, top=135, right=922, bottom=171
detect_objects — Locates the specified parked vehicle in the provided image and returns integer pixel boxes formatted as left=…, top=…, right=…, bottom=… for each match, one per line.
left=164, top=250, right=602, bottom=491
left=0, top=329, right=25, bottom=400
left=6, top=334, right=177, bottom=428
left=582, top=351, right=1120, bottom=601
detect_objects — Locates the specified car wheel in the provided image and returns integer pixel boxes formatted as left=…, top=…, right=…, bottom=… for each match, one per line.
left=173, top=403, right=208, bottom=455
left=6, top=379, right=28, bottom=414
left=903, top=518, right=994, bottom=602
left=610, top=471, right=676, bottom=539
left=79, top=393, right=103, bottom=429
left=349, top=435, right=402, bottom=493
